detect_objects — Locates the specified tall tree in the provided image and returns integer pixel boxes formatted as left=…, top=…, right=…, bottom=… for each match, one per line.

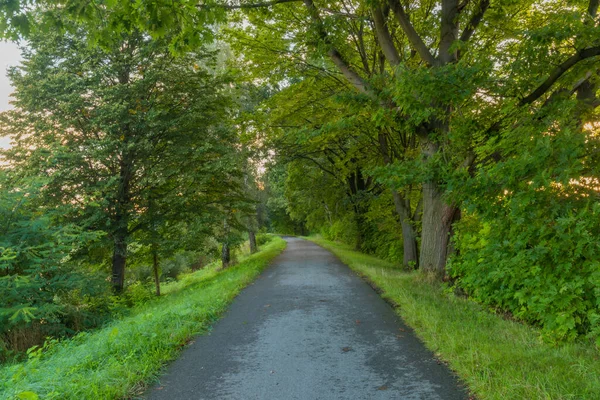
left=1, top=27, right=238, bottom=292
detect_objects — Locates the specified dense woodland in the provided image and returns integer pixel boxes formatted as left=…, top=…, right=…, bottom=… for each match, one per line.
left=0, top=0, right=599, bottom=362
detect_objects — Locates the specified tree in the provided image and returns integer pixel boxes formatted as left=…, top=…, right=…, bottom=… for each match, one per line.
left=0, top=26, right=239, bottom=292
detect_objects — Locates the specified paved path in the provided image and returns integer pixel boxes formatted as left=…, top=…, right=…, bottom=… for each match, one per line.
left=145, top=237, right=467, bottom=400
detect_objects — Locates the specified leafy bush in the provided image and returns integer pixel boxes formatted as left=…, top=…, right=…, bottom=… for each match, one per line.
left=122, top=282, right=155, bottom=307
left=449, top=111, right=600, bottom=343
left=320, top=215, right=359, bottom=246
left=0, top=177, right=111, bottom=361
left=255, top=233, right=273, bottom=246
left=450, top=204, right=600, bottom=343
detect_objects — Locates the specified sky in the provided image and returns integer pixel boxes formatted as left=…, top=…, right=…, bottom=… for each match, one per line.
left=0, top=41, right=22, bottom=149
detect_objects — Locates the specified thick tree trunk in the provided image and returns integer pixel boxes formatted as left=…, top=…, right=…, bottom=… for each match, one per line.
left=221, top=242, right=231, bottom=269
left=419, top=181, right=458, bottom=276
left=418, top=137, right=460, bottom=276
left=111, top=233, right=127, bottom=293
left=248, top=230, right=257, bottom=254
left=152, top=245, right=160, bottom=296
left=391, top=191, right=419, bottom=268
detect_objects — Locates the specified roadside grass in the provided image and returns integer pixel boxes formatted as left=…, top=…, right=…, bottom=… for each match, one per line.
left=308, top=236, right=600, bottom=400
left=0, top=236, right=286, bottom=400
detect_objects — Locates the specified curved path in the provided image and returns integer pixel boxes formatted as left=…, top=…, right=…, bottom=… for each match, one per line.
left=145, top=237, right=467, bottom=400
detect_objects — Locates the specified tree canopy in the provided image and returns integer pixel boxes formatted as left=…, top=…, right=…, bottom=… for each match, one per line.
left=1, top=0, right=599, bottom=351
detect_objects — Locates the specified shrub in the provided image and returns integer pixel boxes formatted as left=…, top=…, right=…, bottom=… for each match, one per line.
left=450, top=203, right=600, bottom=343
left=255, top=233, right=273, bottom=246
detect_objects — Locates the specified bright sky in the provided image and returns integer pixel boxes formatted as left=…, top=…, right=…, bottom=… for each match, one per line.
left=0, top=41, right=22, bottom=149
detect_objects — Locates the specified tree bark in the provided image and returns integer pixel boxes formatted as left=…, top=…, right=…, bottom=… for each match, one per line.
left=439, top=0, right=459, bottom=64
left=111, top=157, right=131, bottom=293
left=418, top=138, right=461, bottom=276
left=371, top=5, right=401, bottom=67
left=353, top=206, right=367, bottom=251
left=111, top=66, right=133, bottom=294
left=419, top=181, right=458, bottom=276
left=387, top=0, right=437, bottom=66
left=249, top=230, right=258, bottom=254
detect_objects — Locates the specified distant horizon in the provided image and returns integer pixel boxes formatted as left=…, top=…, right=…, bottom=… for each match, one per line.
left=0, top=40, right=22, bottom=149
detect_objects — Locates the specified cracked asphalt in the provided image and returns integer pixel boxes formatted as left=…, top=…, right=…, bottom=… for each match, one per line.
left=144, top=237, right=467, bottom=400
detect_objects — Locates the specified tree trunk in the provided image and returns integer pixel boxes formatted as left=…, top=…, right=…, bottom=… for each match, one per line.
left=419, top=181, right=458, bottom=276
left=377, top=132, right=420, bottom=268
left=248, top=230, right=257, bottom=254
left=111, top=233, right=127, bottom=293
left=111, top=67, right=133, bottom=294
left=391, top=191, right=419, bottom=268
left=152, top=245, right=160, bottom=296
left=221, top=242, right=231, bottom=269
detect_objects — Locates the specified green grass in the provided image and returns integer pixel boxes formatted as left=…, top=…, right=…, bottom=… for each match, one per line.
left=0, top=236, right=286, bottom=400
left=308, top=236, right=600, bottom=400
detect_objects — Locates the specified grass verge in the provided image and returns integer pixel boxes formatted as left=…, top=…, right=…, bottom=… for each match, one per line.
left=308, top=236, right=600, bottom=400
left=0, top=236, right=286, bottom=400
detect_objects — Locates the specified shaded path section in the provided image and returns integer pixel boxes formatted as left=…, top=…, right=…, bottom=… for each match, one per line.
left=145, top=237, right=467, bottom=400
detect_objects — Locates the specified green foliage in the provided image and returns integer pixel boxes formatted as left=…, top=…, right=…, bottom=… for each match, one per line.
left=0, top=237, right=286, bottom=399
left=0, top=0, right=225, bottom=50
left=1, top=23, right=244, bottom=293
left=122, top=282, right=155, bottom=308
left=449, top=101, right=600, bottom=343
left=255, top=233, right=274, bottom=246
left=450, top=207, right=600, bottom=343
left=320, top=216, right=358, bottom=246
left=0, top=15, right=248, bottom=356
left=0, top=174, right=110, bottom=361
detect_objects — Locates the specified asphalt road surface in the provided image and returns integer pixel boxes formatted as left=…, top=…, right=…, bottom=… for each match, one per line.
left=145, top=237, right=467, bottom=400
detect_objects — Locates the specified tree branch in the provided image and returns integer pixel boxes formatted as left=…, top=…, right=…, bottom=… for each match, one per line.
left=220, top=0, right=302, bottom=9
left=520, top=46, right=600, bottom=105
left=371, top=5, right=401, bottom=66
left=589, top=0, right=599, bottom=18
left=387, top=0, right=437, bottom=66
left=321, top=7, right=367, bottom=19
left=302, top=0, right=373, bottom=97
left=459, top=0, right=490, bottom=43
left=457, top=0, right=470, bottom=12
left=440, top=0, right=459, bottom=64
